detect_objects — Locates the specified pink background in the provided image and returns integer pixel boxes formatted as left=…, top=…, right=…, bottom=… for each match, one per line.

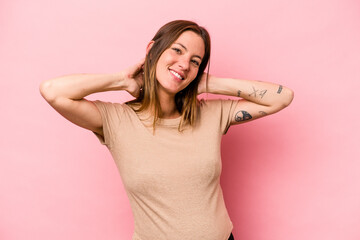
left=1, top=0, right=359, bottom=239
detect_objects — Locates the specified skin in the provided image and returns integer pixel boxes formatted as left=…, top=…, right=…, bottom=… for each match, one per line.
left=148, top=31, right=205, bottom=118
left=39, top=29, right=294, bottom=139
left=112, top=32, right=295, bottom=127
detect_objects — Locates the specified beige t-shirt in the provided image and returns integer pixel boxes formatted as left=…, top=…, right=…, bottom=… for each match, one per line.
left=93, top=99, right=238, bottom=240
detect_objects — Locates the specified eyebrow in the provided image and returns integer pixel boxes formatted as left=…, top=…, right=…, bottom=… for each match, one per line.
left=175, top=42, right=203, bottom=60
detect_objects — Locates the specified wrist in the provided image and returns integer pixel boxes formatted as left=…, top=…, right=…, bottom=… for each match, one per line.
left=205, top=75, right=218, bottom=94
left=198, top=74, right=216, bottom=94
left=112, top=71, right=129, bottom=91
left=207, top=76, right=235, bottom=96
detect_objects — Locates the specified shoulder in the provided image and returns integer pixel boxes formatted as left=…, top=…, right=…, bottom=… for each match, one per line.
left=93, top=100, right=134, bottom=109
left=92, top=100, right=136, bottom=119
left=198, top=98, right=240, bottom=134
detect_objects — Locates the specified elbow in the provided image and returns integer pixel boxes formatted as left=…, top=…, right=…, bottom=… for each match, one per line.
left=39, top=80, right=57, bottom=103
left=283, top=88, right=294, bottom=107
left=273, top=88, right=294, bottom=110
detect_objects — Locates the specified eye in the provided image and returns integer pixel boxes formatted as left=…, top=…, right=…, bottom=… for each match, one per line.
left=172, top=47, right=181, bottom=54
left=191, top=59, right=200, bottom=67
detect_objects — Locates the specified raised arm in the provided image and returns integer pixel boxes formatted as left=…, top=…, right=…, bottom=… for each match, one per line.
left=39, top=60, right=144, bottom=136
left=199, top=74, right=294, bottom=125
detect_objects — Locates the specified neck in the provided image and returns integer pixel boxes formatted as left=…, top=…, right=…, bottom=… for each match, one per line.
left=158, top=91, right=180, bottom=119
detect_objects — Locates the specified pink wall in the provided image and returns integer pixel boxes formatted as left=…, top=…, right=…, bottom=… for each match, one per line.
left=1, top=0, right=359, bottom=239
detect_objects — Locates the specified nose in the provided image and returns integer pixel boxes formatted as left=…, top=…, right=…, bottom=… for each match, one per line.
left=177, top=57, right=190, bottom=71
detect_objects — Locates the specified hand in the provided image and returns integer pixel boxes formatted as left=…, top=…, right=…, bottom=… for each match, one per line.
left=122, top=58, right=145, bottom=98
left=197, top=72, right=213, bottom=94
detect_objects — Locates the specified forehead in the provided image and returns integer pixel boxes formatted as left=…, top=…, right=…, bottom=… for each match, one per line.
left=173, top=31, right=205, bottom=58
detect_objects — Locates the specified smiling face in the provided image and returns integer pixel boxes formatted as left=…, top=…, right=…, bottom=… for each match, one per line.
left=155, top=30, right=205, bottom=97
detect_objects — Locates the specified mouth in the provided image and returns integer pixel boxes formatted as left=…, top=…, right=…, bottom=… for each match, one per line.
left=169, top=69, right=185, bottom=80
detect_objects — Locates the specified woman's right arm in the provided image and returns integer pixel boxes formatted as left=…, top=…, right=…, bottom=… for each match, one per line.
left=39, top=60, right=144, bottom=137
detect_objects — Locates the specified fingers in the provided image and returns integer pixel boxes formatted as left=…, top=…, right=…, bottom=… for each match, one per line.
left=139, top=57, right=145, bottom=65
left=131, top=58, right=145, bottom=77
left=137, top=57, right=145, bottom=69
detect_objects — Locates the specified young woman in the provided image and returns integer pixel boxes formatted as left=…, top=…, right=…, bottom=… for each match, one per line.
left=40, top=20, right=293, bottom=240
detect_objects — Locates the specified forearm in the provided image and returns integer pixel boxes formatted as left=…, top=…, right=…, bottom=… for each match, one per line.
left=206, top=76, right=294, bottom=107
left=40, top=72, right=127, bottom=101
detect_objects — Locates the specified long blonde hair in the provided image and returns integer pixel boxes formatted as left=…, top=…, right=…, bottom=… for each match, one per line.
left=127, top=20, right=211, bottom=132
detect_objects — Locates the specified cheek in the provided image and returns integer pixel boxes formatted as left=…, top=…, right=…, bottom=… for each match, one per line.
left=156, top=58, right=167, bottom=74
left=189, top=68, right=199, bottom=80
left=160, top=51, right=175, bottom=63
left=156, top=55, right=172, bottom=73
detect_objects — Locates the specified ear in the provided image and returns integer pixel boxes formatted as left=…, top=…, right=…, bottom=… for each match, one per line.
left=146, top=40, right=155, bottom=55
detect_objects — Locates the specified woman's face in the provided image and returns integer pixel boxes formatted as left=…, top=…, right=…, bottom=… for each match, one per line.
left=155, top=31, right=205, bottom=96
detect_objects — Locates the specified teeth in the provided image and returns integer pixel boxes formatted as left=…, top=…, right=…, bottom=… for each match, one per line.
left=170, top=70, right=184, bottom=80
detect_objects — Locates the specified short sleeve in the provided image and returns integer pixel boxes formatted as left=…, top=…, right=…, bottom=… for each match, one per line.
left=92, top=100, right=123, bottom=147
left=219, top=99, right=239, bottom=134
left=200, top=99, right=239, bottom=135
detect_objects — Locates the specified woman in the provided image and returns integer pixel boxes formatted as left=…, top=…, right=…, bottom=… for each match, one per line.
left=40, top=20, right=294, bottom=240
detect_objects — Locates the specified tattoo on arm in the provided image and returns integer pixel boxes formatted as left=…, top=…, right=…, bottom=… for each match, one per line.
left=237, top=90, right=241, bottom=97
left=259, top=111, right=268, bottom=116
left=249, top=86, right=267, bottom=98
left=259, top=90, right=267, bottom=98
left=277, top=85, right=283, bottom=94
left=235, top=110, right=252, bottom=122
left=249, top=86, right=258, bottom=97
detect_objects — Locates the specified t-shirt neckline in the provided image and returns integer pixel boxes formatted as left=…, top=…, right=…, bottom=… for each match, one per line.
left=124, top=103, right=181, bottom=127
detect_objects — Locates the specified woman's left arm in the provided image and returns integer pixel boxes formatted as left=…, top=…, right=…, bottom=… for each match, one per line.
left=198, top=74, right=294, bottom=125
